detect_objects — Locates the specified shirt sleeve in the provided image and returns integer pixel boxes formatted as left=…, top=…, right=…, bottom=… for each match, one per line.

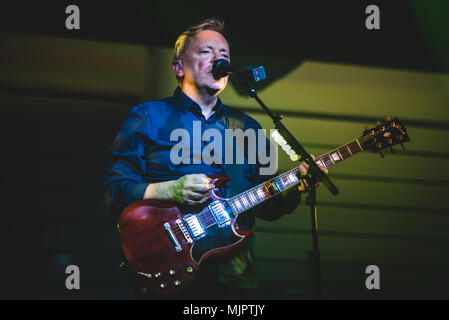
left=103, top=105, right=150, bottom=215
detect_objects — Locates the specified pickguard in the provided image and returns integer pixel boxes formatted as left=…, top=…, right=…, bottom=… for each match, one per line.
left=190, top=222, right=245, bottom=264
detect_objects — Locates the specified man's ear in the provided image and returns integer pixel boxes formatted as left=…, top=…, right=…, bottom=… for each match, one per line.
left=172, top=60, right=184, bottom=78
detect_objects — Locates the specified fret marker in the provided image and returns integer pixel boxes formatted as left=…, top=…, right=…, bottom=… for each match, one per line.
left=287, top=173, right=299, bottom=184
left=331, top=153, right=340, bottom=162
left=257, top=189, right=265, bottom=200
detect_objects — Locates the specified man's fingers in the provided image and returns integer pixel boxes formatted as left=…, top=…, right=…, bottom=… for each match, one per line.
left=194, top=174, right=211, bottom=184
left=297, top=179, right=308, bottom=192
left=188, top=196, right=210, bottom=205
left=198, top=196, right=210, bottom=204
left=299, top=164, right=308, bottom=176
left=185, top=173, right=214, bottom=191
left=187, top=190, right=210, bottom=201
left=318, top=164, right=328, bottom=174
left=190, top=182, right=215, bottom=193
left=185, top=192, right=210, bottom=205
left=296, top=155, right=327, bottom=192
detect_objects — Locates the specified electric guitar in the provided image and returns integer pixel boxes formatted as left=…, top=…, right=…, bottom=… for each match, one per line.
left=118, top=117, right=410, bottom=295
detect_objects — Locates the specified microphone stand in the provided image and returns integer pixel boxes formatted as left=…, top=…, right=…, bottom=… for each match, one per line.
left=237, top=75, right=339, bottom=299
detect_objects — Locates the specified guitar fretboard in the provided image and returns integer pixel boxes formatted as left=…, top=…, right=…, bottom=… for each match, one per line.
left=227, top=139, right=363, bottom=216
left=315, top=140, right=362, bottom=169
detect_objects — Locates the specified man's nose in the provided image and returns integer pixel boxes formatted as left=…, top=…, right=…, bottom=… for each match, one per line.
left=212, top=50, right=224, bottom=61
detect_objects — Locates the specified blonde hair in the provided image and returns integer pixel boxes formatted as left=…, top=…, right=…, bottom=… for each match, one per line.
left=173, top=18, right=226, bottom=82
left=173, top=17, right=225, bottom=60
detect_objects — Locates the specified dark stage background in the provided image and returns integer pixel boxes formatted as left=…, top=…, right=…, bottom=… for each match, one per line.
left=1, top=0, right=449, bottom=299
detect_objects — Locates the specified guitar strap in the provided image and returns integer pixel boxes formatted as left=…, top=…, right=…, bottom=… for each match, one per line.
left=219, top=106, right=258, bottom=290
left=223, top=106, right=245, bottom=198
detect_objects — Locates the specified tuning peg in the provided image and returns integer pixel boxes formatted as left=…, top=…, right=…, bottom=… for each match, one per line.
left=376, top=121, right=381, bottom=126
left=385, top=115, right=391, bottom=122
left=379, top=151, right=385, bottom=158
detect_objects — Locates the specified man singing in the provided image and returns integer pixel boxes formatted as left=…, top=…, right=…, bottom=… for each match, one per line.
left=103, top=17, right=325, bottom=299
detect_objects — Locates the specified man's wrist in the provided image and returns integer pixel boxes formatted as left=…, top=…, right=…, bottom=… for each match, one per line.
left=172, top=176, right=186, bottom=204
left=143, top=179, right=183, bottom=203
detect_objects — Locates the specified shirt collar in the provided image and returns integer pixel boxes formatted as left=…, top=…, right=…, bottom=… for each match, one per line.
left=173, top=86, right=225, bottom=117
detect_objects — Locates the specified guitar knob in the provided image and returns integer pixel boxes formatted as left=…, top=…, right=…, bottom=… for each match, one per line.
left=154, top=272, right=162, bottom=279
left=186, top=265, right=195, bottom=274
left=169, top=269, right=176, bottom=276
left=160, top=283, right=167, bottom=289
left=376, top=121, right=381, bottom=126
left=173, top=280, right=182, bottom=287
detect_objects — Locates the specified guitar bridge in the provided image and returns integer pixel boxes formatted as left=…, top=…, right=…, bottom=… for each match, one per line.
left=163, top=222, right=182, bottom=252
left=176, top=219, right=193, bottom=244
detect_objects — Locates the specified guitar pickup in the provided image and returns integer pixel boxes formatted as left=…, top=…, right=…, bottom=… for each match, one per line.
left=209, top=200, right=232, bottom=228
left=183, top=214, right=206, bottom=240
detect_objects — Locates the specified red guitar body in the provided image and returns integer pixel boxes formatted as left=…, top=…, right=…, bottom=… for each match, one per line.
left=118, top=175, right=253, bottom=296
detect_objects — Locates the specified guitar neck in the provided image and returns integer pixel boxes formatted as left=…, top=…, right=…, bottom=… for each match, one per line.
left=227, top=139, right=363, bottom=216
left=314, top=139, right=363, bottom=169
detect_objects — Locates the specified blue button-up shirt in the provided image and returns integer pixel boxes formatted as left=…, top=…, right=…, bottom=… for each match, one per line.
left=104, top=87, right=300, bottom=225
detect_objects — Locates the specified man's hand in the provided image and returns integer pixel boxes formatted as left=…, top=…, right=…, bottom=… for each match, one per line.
left=144, top=173, right=214, bottom=205
left=172, top=174, right=215, bottom=205
left=297, top=155, right=328, bottom=192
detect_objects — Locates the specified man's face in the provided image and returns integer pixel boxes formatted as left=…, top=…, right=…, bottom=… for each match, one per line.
left=177, top=30, right=230, bottom=94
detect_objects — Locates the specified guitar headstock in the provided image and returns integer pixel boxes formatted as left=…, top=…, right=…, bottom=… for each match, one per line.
left=359, top=117, right=410, bottom=157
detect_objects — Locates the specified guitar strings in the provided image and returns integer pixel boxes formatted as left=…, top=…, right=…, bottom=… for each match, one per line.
left=168, top=125, right=398, bottom=241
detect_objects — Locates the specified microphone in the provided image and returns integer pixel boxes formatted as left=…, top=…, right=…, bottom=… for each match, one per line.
left=212, top=59, right=240, bottom=79
left=212, top=59, right=267, bottom=83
